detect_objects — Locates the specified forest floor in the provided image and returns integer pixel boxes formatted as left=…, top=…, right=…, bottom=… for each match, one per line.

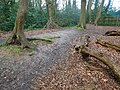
left=0, top=24, right=120, bottom=90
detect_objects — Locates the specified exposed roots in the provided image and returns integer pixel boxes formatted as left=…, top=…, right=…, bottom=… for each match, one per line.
left=5, top=33, right=29, bottom=48
left=45, top=20, right=60, bottom=29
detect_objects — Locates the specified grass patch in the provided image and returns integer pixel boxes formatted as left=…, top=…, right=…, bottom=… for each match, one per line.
left=0, top=37, right=56, bottom=55
left=0, top=44, right=38, bottom=56
left=63, top=26, right=84, bottom=30
left=76, top=26, right=84, bottom=30
left=63, top=26, right=77, bottom=29
left=1, top=45, right=22, bottom=54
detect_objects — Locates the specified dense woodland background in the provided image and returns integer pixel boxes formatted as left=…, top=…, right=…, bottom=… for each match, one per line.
left=0, top=0, right=120, bottom=31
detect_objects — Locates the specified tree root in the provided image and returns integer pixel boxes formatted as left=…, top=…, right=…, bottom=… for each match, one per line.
left=96, top=39, right=120, bottom=52
left=27, top=36, right=61, bottom=42
left=44, top=20, right=60, bottom=29
left=4, top=33, right=29, bottom=48
left=104, top=30, right=120, bottom=36
left=27, top=37, right=53, bottom=43
left=0, top=36, right=58, bottom=48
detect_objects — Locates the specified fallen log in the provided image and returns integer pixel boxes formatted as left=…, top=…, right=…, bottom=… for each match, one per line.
left=73, top=35, right=120, bottom=81
left=81, top=46, right=120, bottom=81
left=104, top=30, right=120, bottom=36
left=96, top=39, right=120, bottom=52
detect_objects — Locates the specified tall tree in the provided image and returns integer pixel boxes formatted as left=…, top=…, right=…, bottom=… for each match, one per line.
left=94, top=0, right=105, bottom=25
left=65, top=0, right=68, bottom=9
left=87, top=0, right=93, bottom=23
left=68, top=0, right=71, bottom=9
left=73, top=0, right=77, bottom=10
left=93, top=0, right=99, bottom=20
left=78, top=0, right=86, bottom=29
left=5, top=0, right=29, bottom=48
left=37, top=0, right=45, bottom=17
left=105, top=0, right=112, bottom=16
left=53, top=0, right=57, bottom=19
left=45, top=0, right=59, bottom=29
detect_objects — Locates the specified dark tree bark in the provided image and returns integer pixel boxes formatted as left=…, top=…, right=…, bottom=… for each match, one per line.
left=5, top=0, right=29, bottom=48
left=78, top=0, right=86, bottom=29
left=94, top=0, right=105, bottom=25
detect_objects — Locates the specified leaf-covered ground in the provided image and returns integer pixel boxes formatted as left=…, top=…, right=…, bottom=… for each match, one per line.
left=0, top=25, right=120, bottom=90
left=33, top=25, right=120, bottom=90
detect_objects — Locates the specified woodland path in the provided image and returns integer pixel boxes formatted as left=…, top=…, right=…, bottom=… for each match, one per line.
left=0, top=29, right=82, bottom=90
left=0, top=25, right=120, bottom=90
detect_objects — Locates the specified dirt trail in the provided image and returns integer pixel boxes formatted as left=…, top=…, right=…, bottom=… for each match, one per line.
left=0, top=29, right=83, bottom=90
left=0, top=25, right=120, bottom=90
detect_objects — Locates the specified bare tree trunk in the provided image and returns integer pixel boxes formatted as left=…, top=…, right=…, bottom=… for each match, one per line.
left=68, top=0, right=71, bottom=8
left=94, top=0, right=105, bottom=25
left=5, top=0, right=29, bottom=48
left=73, top=0, right=77, bottom=10
left=87, top=0, right=93, bottom=23
left=45, top=0, right=59, bottom=29
left=105, top=0, right=112, bottom=16
left=37, top=0, right=45, bottom=17
left=54, top=0, right=57, bottom=19
left=93, top=0, right=99, bottom=20
left=78, top=0, right=86, bottom=29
